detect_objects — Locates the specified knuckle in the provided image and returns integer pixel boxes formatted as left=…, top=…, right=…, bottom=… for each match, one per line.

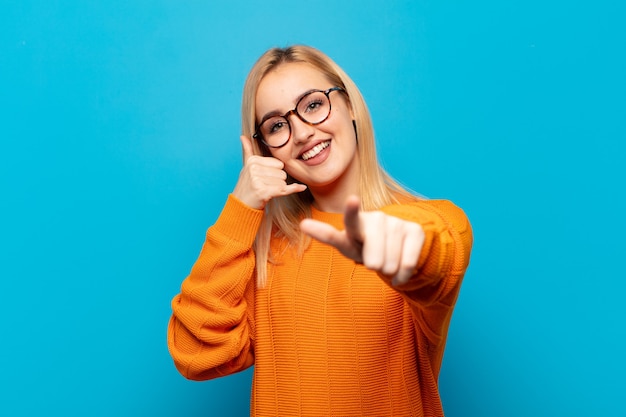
left=246, top=155, right=260, bottom=165
left=364, top=256, right=384, bottom=272
left=409, top=222, right=424, bottom=238
left=247, top=163, right=260, bottom=176
left=382, top=261, right=398, bottom=276
left=370, top=211, right=385, bottom=223
left=387, top=217, right=404, bottom=234
left=400, top=259, right=417, bottom=274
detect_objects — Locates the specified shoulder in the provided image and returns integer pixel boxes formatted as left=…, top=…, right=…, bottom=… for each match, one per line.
left=381, top=196, right=471, bottom=236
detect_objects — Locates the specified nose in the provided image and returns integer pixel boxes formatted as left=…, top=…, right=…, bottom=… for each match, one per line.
left=288, top=114, right=315, bottom=144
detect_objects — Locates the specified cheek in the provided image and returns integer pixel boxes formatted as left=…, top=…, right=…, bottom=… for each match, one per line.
left=329, top=118, right=357, bottom=143
left=268, top=147, right=291, bottom=165
left=326, top=105, right=355, bottom=135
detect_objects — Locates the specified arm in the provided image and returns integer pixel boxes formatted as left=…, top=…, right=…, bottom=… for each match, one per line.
left=300, top=196, right=473, bottom=341
left=167, top=195, right=262, bottom=381
left=380, top=199, right=473, bottom=306
left=168, top=136, right=307, bottom=380
left=300, top=195, right=472, bottom=288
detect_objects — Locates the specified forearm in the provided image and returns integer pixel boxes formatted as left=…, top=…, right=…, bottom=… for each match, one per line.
left=167, top=195, right=263, bottom=380
left=168, top=281, right=255, bottom=380
left=380, top=200, right=473, bottom=342
left=381, top=199, right=472, bottom=301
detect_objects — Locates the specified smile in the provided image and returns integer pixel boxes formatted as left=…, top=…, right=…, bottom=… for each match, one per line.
left=301, top=140, right=330, bottom=161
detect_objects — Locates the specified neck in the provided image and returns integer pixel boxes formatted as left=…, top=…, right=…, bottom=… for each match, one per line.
left=309, top=165, right=360, bottom=213
left=311, top=192, right=354, bottom=213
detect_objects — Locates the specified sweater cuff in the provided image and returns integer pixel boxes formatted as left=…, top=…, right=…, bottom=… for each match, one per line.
left=212, top=194, right=265, bottom=247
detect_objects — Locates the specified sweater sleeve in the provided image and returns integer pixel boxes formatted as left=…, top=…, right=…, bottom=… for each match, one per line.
left=167, top=195, right=263, bottom=381
left=381, top=199, right=473, bottom=343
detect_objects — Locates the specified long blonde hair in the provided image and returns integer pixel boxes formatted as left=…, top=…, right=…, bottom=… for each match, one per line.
left=241, top=45, right=416, bottom=286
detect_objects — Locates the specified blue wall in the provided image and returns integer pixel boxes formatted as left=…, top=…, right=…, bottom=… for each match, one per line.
left=2, top=1, right=624, bottom=416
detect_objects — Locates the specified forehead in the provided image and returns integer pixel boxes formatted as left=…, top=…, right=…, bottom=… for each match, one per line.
left=255, top=63, right=332, bottom=113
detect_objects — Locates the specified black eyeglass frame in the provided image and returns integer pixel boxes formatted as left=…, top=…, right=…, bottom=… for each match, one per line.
left=252, top=87, right=346, bottom=149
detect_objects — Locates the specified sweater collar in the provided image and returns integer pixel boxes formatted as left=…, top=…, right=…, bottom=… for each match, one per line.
left=310, top=206, right=345, bottom=230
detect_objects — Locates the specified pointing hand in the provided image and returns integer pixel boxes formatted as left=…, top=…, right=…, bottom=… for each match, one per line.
left=300, top=195, right=425, bottom=286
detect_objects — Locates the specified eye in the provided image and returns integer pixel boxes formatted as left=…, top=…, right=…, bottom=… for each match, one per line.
left=266, top=118, right=288, bottom=135
left=303, top=98, right=324, bottom=113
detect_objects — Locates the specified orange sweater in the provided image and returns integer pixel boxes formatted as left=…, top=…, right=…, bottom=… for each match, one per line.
left=168, top=195, right=472, bottom=416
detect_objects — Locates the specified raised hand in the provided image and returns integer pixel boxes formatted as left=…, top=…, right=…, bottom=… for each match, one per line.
left=232, top=135, right=307, bottom=210
left=299, top=195, right=425, bottom=286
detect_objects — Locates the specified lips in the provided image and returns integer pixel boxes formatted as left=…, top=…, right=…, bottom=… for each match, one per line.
left=299, top=140, right=331, bottom=161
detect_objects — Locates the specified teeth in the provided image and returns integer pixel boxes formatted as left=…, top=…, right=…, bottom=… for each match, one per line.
left=302, top=141, right=330, bottom=161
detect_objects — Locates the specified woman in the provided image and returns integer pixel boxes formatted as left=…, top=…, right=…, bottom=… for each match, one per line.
left=168, top=45, right=473, bottom=416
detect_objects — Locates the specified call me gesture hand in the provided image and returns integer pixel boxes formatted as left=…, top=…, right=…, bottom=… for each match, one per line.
left=232, top=135, right=307, bottom=210
left=300, top=196, right=425, bottom=287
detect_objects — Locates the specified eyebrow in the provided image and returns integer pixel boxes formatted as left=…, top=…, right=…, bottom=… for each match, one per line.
left=258, top=88, right=319, bottom=125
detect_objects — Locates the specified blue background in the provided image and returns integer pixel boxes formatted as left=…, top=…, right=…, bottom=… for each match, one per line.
left=2, top=1, right=625, bottom=416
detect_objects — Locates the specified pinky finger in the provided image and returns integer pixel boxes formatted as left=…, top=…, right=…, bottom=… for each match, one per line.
left=392, top=224, right=424, bottom=286
left=281, top=183, right=308, bottom=196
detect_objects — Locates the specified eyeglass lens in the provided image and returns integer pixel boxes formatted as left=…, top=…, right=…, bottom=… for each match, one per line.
left=259, top=90, right=331, bottom=148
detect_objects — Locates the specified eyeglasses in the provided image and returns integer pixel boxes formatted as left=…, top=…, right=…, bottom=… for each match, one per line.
left=253, top=87, right=345, bottom=148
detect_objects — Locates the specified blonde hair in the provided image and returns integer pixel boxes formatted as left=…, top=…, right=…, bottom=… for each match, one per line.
left=241, top=45, right=416, bottom=286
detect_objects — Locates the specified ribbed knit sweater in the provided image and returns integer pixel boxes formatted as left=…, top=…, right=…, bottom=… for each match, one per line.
left=168, top=194, right=472, bottom=416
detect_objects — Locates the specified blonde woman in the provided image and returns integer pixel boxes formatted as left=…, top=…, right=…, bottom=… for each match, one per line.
left=168, top=45, right=473, bottom=416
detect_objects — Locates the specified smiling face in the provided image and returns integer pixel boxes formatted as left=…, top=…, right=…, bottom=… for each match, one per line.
left=255, top=62, right=360, bottom=207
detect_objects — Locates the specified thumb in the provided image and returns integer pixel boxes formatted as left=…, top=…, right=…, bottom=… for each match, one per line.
left=240, top=135, right=254, bottom=161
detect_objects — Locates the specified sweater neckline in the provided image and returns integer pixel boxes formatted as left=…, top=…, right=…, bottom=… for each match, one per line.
left=310, top=206, right=345, bottom=230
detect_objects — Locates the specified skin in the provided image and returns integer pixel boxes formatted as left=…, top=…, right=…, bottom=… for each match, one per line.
left=233, top=62, right=425, bottom=286
left=255, top=62, right=361, bottom=212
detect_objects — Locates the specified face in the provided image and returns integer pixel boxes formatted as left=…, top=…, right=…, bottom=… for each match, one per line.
left=255, top=62, right=360, bottom=200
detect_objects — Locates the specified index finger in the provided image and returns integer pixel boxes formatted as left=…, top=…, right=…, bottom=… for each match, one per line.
left=240, top=135, right=254, bottom=162
left=343, top=195, right=363, bottom=243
